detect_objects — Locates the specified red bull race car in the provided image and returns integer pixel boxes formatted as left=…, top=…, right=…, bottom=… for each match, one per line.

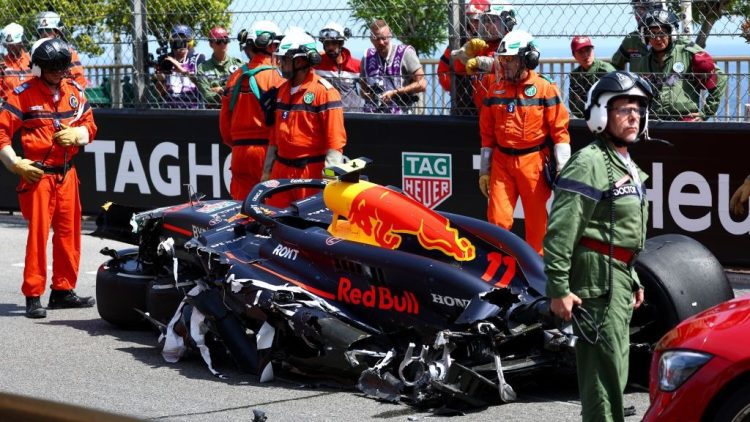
left=93, top=158, right=733, bottom=408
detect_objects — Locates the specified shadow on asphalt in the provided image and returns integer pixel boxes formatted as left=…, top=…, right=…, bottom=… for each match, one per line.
left=0, top=302, right=25, bottom=317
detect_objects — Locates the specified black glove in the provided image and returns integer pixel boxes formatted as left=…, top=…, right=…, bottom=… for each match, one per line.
left=260, top=87, right=279, bottom=126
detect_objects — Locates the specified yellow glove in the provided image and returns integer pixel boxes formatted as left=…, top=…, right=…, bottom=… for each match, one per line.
left=53, top=124, right=78, bottom=147
left=466, top=58, right=480, bottom=75
left=12, top=158, right=44, bottom=183
left=478, top=175, right=490, bottom=199
left=465, top=38, right=488, bottom=58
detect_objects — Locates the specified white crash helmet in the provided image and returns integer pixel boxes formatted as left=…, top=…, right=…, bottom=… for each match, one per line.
left=585, top=71, right=654, bottom=137
left=248, top=20, right=282, bottom=49
left=2, top=22, right=23, bottom=45
left=495, top=30, right=539, bottom=69
left=480, top=1, right=516, bottom=38
left=276, top=27, right=320, bottom=64
left=318, top=22, right=350, bottom=42
left=36, top=11, right=63, bottom=32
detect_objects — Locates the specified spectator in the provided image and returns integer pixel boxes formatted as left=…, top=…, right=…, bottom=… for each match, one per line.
left=436, top=0, right=490, bottom=114
left=196, top=27, right=242, bottom=109
left=568, top=36, right=615, bottom=118
left=478, top=30, right=570, bottom=255
left=0, top=23, right=31, bottom=102
left=611, top=0, right=663, bottom=71
left=261, top=28, right=346, bottom=206
left=314, top=22, right=364, bottom=112
left=359, top=19, right=426, bottom=114
left=35, top=11, right=87, bottom=88
left=632, top=9, right=727, bottom=121
left=0, top=38, right=97, bottom=318
left=220, top=20, right=284, bottom=201
left=466, top=2, right=518, bottom=108
left=442, top=2, right=517, bottom=115
left=154, top=25, right=205, bottom=109
left=545, top=71, right=651, bottom=422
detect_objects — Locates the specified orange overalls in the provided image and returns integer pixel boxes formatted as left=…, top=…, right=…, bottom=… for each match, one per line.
left=268, top=71, right=346, bottom=206
left=437, top=39, right=501, bottom=111
left=479, top=70, right=570, bottom=254
left=0, top=50, right=31, bottom=102
left=0, top=77, right=96, bottom=297
left=220, top=54, right=283, bottom=201
left=68, top=48, right=88, bottom=89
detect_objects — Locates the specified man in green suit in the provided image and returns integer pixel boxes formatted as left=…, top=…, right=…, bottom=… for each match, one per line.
left=545, top=71, right=651, bottom=422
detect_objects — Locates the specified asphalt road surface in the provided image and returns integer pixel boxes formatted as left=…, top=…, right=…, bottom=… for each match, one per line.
left=0, top=214, right=746, bottom=422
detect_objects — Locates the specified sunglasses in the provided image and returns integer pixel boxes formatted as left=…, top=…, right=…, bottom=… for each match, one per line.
left=211, top=38, right=230, bottom=45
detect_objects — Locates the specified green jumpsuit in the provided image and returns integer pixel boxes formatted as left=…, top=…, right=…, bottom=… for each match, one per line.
left=544, top=137, right=648, bottom=422
left=196, top=55, right=243, bottom=108
left=569, top=59, right=616, bottom=118
left=610, top=31, right=648, bottom=71
left=630, top=39, right=727, bottom=120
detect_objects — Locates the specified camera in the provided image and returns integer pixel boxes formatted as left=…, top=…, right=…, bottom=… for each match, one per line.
left=145, top=39, right=170, bottom=71
left=367, top=82, right=419, bottom=112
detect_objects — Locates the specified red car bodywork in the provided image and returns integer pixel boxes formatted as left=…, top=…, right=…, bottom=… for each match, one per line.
left=644, top=295, right=750, bottom=421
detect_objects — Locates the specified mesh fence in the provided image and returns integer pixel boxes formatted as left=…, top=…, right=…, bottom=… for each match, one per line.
left=0, top=0, right=747, bottom=120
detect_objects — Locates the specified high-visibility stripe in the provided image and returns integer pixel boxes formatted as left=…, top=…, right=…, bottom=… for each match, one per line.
left=484, top=96, right=562, bottom=107
left=1, top=102, right=23, bottom=120
left=314, top=69, right=359, bottom=80
left=277, top=100, right=343, bottom=113
left=555, top=177, right=605, bottom=202
left=22, top=109, right=80, bottom=121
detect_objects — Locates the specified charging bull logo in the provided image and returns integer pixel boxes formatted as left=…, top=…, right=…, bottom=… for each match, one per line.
left=325, top=180, right=475, bottom=261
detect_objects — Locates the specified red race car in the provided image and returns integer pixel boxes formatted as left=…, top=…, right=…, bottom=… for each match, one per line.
left=644, top=294, right=750, bottom=422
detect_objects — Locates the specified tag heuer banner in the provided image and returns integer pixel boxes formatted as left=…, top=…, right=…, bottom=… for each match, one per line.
left=402, top=152, right=452, bottom=209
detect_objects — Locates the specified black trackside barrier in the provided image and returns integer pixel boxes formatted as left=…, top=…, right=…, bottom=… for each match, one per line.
left=0, top=109, right=747, bottom=266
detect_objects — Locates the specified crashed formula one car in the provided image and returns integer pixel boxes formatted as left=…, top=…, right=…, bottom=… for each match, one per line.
left=94, top=159, right=733, bottom=408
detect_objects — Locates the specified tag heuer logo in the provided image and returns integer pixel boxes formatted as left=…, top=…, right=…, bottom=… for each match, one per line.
left=402, top=152, right=452, bottom=209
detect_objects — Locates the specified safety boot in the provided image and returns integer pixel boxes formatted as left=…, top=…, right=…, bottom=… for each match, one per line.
left=25, top=296, right=47, bottom=319
left=47, top=289, right=96, bottom=309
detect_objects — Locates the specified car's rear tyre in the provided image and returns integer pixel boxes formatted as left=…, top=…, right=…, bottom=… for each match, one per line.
left=146, top=275, right=196, bottom=326
left=96, top=248, right=155, bottom=329
left=629, top=234, right=734, bottom=385
left=713, top=383, right=750, bottom=422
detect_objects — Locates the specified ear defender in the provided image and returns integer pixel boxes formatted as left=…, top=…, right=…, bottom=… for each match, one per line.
left=307, top=48, right=322, bottom=65
left=254, top=31, right=274, bottom=48
left=237, top=29, right=248, bottom=45
left=524, top=47, right=539, bottom=70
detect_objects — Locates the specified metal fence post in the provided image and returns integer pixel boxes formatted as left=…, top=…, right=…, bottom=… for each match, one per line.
left=132, top=0, right=148, bottom=107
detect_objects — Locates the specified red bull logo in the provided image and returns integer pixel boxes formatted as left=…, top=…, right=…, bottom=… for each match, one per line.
left=326, top=181, right=475, bottom=261
left=337, top=277, right=419, bottom=314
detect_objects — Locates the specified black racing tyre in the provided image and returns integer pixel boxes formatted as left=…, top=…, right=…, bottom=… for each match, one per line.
left=146, top=275, right=196, bottom=326
left=629, top=234, right=734, bottom=384
left=713, top=383, right=750, bottom=422
left=96, top=248, right=155, bottom=329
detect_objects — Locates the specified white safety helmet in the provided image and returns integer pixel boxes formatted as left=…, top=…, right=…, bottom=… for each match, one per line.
left=480, top=1, right=516, bottom=38
left=2, top=22, right=23, bottom=45
left=36, top=11, right=63, bottom=32
left=585, top=71, right=654, bottom=137
left=275, top=27, right=321, bottom=64
left=318, top=22, right=350, bottom=42
left=247, top=20, right=282, bottom=49
left=495, top=30, right=539, bottom=69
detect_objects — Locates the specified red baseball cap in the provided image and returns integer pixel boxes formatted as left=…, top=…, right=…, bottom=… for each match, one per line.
left=209, top=26, right=229, bottom=40
left=570, top=36, right=593, bottom=54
